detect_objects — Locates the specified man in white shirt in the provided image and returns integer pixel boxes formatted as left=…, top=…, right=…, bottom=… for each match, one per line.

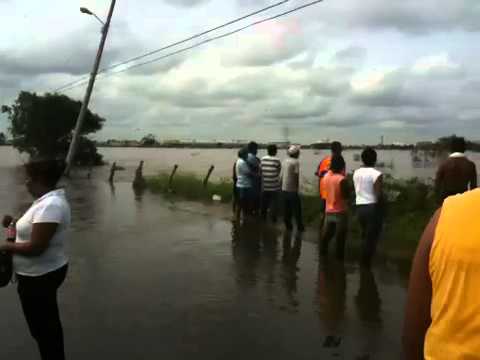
left=353, top=147, right=383, bottom=266
left=282, top=145, right=305, bottom=232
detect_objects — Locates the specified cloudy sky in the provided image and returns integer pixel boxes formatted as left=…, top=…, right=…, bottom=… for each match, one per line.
left=1, top=0, right=479, bottom=144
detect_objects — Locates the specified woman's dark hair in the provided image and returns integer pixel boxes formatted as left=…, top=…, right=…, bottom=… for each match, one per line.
left=331, top=141, right=343, bottom=155
left=361, top=147, right=377, bottom=167
left=330, top=155, right=346, bottom=173
left=450, top=136, right=466, bottom=153
left=247, top=141, right=258, bottom=154
left=25, top=159, right=66, bottom=188
left=238, top=147, right=249, bottom=160
left=267, top=144, right=277, bottom=156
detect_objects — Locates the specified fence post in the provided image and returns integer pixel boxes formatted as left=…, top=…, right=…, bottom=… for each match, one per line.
left=168, top=164, right=179, bottom=190
left=203, top=165, right=215, bottom=188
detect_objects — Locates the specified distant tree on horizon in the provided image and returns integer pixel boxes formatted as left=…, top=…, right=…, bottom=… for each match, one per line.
left=141, top=133, right=158, bottom=147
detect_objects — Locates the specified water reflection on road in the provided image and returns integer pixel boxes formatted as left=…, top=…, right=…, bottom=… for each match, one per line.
left=230, top=218, right=405, bottom=359
left=1, top=165, right=407, bottom=359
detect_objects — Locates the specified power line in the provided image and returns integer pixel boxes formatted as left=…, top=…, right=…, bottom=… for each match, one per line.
left=59, top=0, right=324, bottom=93
left=52, top=0, right=290, bottom=93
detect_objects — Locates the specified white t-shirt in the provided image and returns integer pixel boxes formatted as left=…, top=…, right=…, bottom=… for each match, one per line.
left=14, top=189, right=71, bottom=276
left=353, top=167, right=382, bottom=205
left=282, top=158, right=300, bottom=192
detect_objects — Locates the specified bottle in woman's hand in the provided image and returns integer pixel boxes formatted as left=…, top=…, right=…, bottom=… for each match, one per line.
left=2, top=215, right=15, bottom=242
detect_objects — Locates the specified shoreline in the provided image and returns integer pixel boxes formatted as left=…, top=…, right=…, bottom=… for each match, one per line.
left=146, top=172, right=436, bottom=259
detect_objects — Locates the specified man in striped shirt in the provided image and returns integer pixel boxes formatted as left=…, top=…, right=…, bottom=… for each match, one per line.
left=261, top=144, right=282, bottom=223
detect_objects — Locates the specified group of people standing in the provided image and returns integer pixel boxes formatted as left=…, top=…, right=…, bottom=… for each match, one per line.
left=233, top=141, right=385, bottom=266
left=316, top=143, right=384, bottom=266
left=234, top=141, right=304, bottom=232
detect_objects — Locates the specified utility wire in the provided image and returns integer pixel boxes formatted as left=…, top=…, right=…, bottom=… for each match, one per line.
left=52, top=0, right=290, bottom=93
left=59, top=0, right=323, bottom=93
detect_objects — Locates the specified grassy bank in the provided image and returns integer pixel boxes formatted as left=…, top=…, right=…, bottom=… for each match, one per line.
left=146, top=172, right=437, bottom=257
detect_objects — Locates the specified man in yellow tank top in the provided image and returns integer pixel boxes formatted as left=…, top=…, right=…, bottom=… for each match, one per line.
left=404, top=189, right=480, bottom=359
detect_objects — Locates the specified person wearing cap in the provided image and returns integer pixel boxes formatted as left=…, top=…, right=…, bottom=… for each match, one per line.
left=281, top=145, right=305, bottom=232
left=0, top=158, right=71, bottom=360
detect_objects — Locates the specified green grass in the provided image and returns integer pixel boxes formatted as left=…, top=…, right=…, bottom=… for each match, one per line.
left=147, top=172, right=437, bottom=256
left=146, top=172, right=234, bottom=203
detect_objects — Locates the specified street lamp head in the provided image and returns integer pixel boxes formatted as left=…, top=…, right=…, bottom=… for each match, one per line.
left=80, top=7, right=93, bottom=15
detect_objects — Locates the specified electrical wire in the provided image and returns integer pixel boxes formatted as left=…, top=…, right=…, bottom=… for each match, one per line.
left=58, top=0, right=324, bottom=93
left=52, top=0, right=290, bottom=93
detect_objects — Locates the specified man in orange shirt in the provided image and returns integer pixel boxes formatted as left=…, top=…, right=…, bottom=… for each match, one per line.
left=315, top=141, right=343, bottom=224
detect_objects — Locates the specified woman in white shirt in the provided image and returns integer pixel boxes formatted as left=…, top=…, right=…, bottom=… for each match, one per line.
left=353, top=147, right=383, bottom=267
left=0, top=159, right=71, bottom=360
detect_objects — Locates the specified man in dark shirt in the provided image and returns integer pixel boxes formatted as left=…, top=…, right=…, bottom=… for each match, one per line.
left=435, top=137, right=477, bottom=201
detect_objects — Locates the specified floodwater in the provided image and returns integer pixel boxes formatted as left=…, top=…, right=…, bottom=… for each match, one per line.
left=0, top=147, right=410, bottom=359
left=98, top=147, right=480, bottom=189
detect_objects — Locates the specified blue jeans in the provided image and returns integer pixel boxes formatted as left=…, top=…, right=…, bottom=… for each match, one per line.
left=237, top=187, right=253, bottom=216
left=283, top=192, right=304, bottom=231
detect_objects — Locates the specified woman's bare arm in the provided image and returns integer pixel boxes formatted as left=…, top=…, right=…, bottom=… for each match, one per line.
left=1, top=223, right=58, bottom=256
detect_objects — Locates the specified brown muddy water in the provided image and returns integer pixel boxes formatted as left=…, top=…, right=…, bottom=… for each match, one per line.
left=0, top=148, right=409, bottom=359
left=97, top=147, right=480, bottom=185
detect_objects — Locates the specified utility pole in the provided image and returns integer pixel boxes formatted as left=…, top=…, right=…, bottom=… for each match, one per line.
left=65, top=0, right=116, bottom=175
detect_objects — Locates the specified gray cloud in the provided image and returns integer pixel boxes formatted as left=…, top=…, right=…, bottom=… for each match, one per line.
left=0, top=21, right=138, bottom=77
left=334, top=46, right=367, bottom=62
left=222, top=27, right=307, bottom=67
left=310, top=0, right=480, bottom=34
left=3, top=0, right=480, bottom=144
left=163, top=0, right=211, bottom=7
left=350, top=67, right=469, bottom=110
left=308, top=67, right=353, bottom=98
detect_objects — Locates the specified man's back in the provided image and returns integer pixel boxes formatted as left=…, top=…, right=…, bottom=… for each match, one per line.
left=261, top=155, right=281, bottom=192
left=282, top=158, right=300, bottom=192
left=436, top=155, right=477, bottom=199
left=426, top=189, right=480, bottom=359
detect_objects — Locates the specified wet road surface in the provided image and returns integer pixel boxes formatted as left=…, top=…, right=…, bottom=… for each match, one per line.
left=0, top=166, right=407, bottom=360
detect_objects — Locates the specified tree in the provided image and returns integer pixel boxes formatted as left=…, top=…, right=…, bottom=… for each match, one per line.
left=141, top=133, right=157, bottom=147
left=0, top=132, right=5, bottom=145
left=1, top=91, right=105, bottom=165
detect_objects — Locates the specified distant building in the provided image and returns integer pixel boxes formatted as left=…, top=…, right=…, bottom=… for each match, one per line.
left=311, top=139, right=331, bottom=149
left=269, top=141, right=290, bottom=149
left=416, top=141, right=435, bottom=149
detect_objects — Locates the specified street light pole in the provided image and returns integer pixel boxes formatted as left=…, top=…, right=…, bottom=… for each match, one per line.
left=65, top=0, right=116, bottom=176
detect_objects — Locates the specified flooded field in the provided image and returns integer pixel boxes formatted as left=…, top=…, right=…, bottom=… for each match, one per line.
left=97, top=147, right=480, bottom=186
left=0, top=149, right=410, bottom=359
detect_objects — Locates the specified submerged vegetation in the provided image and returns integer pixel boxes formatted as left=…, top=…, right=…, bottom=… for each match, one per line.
left=147, top=172, right=437, bottom=258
